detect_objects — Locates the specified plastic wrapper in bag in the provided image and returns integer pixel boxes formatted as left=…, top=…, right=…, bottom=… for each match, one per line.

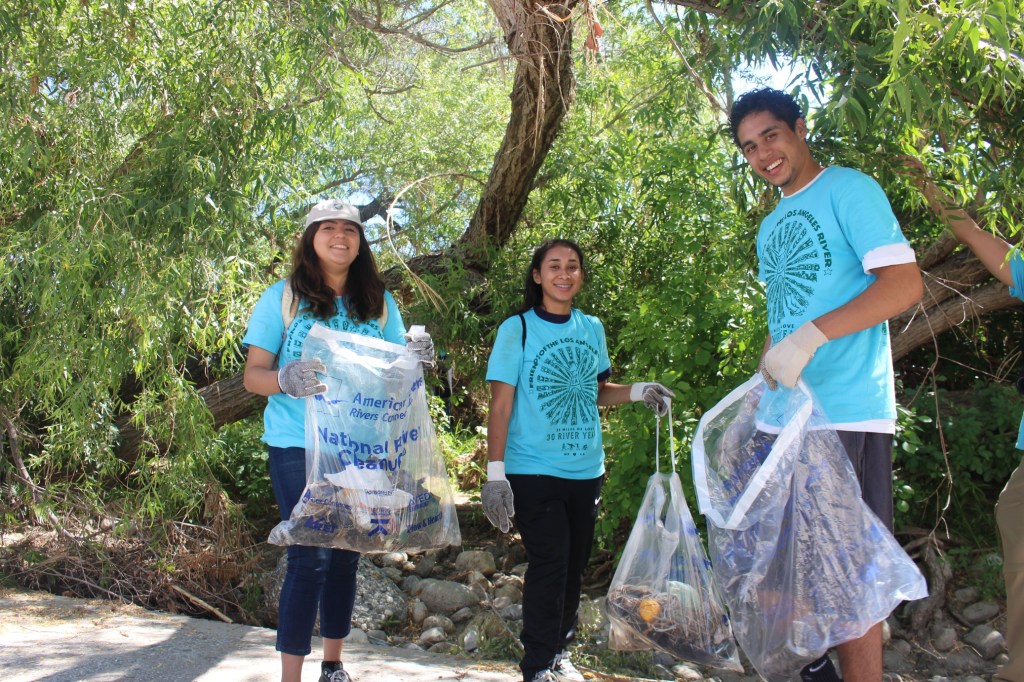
left=691, top=375, right=927, bottom=682
left=268, top=324, right=461, bottom=553
left=608, top=414, right=741, bottom=671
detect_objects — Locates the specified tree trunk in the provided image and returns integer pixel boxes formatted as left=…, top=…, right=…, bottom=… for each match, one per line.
left=115, top=375, right=266, bottom=462
left=459, top=0, right=577, bottom=268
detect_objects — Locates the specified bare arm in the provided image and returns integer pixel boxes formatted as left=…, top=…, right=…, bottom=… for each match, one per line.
left=598, top=381, right=637, bottom=406
left=487, top=381, right=515, bottom=463
left=923, top=185, right=1014, bottom=287
left=813, top=262, right=923, bottom=340
left=903, top=156, right=1014, bottom=287
left=243, top=345, right=283, bottom=396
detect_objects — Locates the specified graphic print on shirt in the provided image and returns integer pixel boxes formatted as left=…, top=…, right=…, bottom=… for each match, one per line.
left=762, top=208, right=833, bottom=335
left=283, top=310, right=381, bottom=362
left=528, top=337, right=599, bottom=456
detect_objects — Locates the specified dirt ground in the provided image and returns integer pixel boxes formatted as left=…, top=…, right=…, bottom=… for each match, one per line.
left=0, top=587, right=519, bottom=682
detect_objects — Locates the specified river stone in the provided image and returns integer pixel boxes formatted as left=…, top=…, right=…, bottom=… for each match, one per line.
left=882, top=646, right=915, bottom=673
left=962, top=601, right=1000, bottom=624
left=414, top=555, right=437, bottom=577
left=463, top=626, right=480, bottom=652
left=265, top=554, right=407, bottom=632
left=954, top=587, right=980, bottom=604
left=423, top=614, right=455, bottom=634
left=451, top=607, right=476, bottom=623
left=417, top=579, right=481, bottom=614
left=352, top=558, right=408, bottom=630
left=455, top=550, right=497, bottom=576
left=419, top=626, right=448, bottom=645
left=493, top=583, right=523, bottom=603
left=944, top=648, right=989, bottom=674
left=499, top=603, right=523, bottom=620
left=410, top=599, right=429, bottom=624
left=932, top=626, right=958, bottom=652
left=466, top=570, right=491, bottom=591
left=964, top=624, right=1006, bottom=659
left=890, top=638, right=913, bottom=656
left=344, top=628, right=369, bottom=643
left=401, top=574, right=422, bottom=593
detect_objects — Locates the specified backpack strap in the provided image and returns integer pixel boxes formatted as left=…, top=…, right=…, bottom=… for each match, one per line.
left=518, top=312, right=526, bottom=348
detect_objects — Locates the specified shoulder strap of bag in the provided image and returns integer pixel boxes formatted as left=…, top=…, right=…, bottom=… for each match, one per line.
left=518, top=312, right=526, bottom=348
left=281, top=277, right=300, bottom=332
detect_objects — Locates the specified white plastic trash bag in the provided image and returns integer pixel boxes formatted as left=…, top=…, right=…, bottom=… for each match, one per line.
left=268, top=324, right=461, bottom=553
left=608, top=411, right=741, bottom=671
left=691, top=374, right=927, bottom=682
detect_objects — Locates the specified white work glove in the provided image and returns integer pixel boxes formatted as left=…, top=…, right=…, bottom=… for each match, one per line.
left=761, top=321, right=828, bottom=389
left=404, top=325, right=436, bottom=368
left=629, top=382, right=675, bottom=416
left=277, top=358, right=328, bottom=398
left=481, top=461, right=515, bottom=533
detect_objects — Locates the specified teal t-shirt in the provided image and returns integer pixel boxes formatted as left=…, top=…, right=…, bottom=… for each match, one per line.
left=756, top=166, right=915, bottom=431
left=1011, top=252, right=1024, bottom=450
left=242, top=279, right=407, bottom=448
left=485, top=307, right=612, bottom=479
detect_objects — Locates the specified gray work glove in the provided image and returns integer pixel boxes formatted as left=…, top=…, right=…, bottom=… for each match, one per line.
left=481, top=462, right=515, bottom=533
left=404, top=325, right=436, bottom=368
left=277, top=358, right=328, bottom=398
left=629, top=382, right=675, bottom=416
left=761, top=321, right=828, bottom=389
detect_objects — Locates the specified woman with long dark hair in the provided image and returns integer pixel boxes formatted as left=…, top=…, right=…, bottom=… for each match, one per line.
left=242, top=200, right=433, bottom=682
left=482, top=238, right=673, bottom=682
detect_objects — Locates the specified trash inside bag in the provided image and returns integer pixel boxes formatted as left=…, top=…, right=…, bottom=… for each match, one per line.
left=608, top=412, right=742, bottom=671
left=691, top=375, right=927, bottom=682
left=268, top=324, right=461, bottom=553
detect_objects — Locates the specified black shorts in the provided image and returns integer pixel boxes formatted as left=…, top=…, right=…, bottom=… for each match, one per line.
left=837, top=431, right=894, bottom=531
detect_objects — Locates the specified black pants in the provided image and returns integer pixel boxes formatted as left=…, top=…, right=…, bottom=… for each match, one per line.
left=507, top=474, right=604, bottom=682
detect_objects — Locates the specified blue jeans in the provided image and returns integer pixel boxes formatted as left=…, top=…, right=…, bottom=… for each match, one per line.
left=269, top=446, right=360, bottom=656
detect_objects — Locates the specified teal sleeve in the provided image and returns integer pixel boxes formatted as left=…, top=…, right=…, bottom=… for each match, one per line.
left=381, top=291, right=407, bottom=344
left=1010, top=250, right=1024, bottom=302
left=486, top=317, right=524, bottom=386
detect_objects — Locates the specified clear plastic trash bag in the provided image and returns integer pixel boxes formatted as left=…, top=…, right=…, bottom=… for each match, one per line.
left=691, top=374, right=927, bottom=682
left=268, top=324, right=461, bottom=553
left=608, top=411, right=742, bottom=671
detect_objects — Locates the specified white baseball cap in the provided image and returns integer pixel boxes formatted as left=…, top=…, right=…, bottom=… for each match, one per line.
left=304, top=199, right=363, bottom=229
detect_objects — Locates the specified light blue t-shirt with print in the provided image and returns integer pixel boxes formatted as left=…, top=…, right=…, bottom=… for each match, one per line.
left=756, top=166, right=916, bottom=431
left=242, top=279, right=407, bottom=448
left=1011, top=252, right=1024, bottom=450
left=485, top=307, right=612, bottom=479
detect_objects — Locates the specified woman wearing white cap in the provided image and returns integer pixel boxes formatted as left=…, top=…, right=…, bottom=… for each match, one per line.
left=242, top=200, right=434, bottom=682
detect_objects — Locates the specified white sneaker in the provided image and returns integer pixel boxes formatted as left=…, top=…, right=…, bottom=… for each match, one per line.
left=551, top=651, right=584, bottom=682
left=530, top=669, right=558, bottom=682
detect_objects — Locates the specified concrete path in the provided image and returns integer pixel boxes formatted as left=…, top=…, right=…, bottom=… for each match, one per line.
left=0, top=588, right=519, bottom=682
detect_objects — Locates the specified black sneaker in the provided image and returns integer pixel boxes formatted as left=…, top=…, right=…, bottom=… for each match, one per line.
left=800, top=654, right=841, bottom=682
left=318, top=664, right=353, bottom=682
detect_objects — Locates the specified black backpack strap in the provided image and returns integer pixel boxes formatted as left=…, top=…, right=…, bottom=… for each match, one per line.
left=518, top=312, right=526, bottom=348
